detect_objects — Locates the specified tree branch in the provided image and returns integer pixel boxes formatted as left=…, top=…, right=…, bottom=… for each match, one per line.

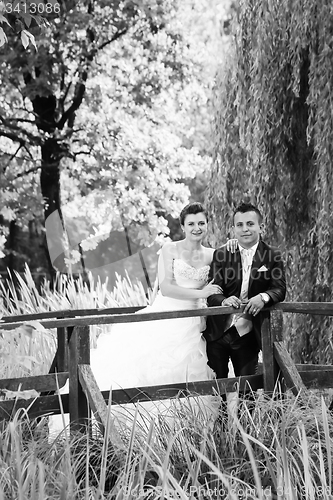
left=0, top=129, right=27, bottom=146
left=0, top=117, right=41, bottom=145
left=97, top=28, right=128, bottom=51
left=59, top=78, right=72, bottom=112
left=73, top=147, right=94, bottom=157
left=57, top=23, right=129, bottom=130
left=15, top=166, right=41, bottom=179
left=3, top=118, right=36, bottom=125
left=2, top=145, right=22, bottom=174
left=23, top=144, right=35, bottom=161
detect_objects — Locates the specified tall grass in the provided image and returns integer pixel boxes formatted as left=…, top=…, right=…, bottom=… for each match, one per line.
left=0, top=390, right=332, bottom=499
left=0, top=266, right=149, bottom=378
left=0, top=264, right=148, bottom=316
left=1, top=267, right=333, bottom=498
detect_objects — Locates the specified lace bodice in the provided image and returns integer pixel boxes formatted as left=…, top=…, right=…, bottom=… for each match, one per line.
left=173, top=258, right=210, bottom=290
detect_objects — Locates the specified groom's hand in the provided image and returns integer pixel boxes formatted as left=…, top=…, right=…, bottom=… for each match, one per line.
left=243, top=295, right=265, bottom=316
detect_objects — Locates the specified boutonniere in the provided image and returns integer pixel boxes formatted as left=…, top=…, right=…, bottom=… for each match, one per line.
left=258, top=265, right=269, bottom=272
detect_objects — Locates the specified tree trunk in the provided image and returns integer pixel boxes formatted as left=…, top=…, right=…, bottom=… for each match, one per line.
left=7, top=220, right=17, bottom=275
left=40, top=138, right=67, bottom=280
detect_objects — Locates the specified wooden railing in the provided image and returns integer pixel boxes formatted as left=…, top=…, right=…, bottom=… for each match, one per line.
left=1, top=303, right=333, bottom=444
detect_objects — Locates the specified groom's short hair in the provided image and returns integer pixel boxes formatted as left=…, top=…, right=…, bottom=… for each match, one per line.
left=179, top=202, right=207, bottom=226
left=233, top=202, right=263, bottom=224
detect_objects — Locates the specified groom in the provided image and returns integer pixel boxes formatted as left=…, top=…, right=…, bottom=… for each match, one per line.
left=203, top=202, right=286, bottom=379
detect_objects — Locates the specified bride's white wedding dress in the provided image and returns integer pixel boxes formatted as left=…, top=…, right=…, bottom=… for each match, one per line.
left=89, top=258, right=217, bottom=428
left=91, top=259, right=213, bottom=392
left=48, top=259, right=216, bottom=437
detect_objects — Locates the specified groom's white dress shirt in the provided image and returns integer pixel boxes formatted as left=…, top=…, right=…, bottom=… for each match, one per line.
left=224, top=242, right=259, bottom=337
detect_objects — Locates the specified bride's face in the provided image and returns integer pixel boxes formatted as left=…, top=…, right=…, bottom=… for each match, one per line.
left=182, top=212, right=208, bottom=241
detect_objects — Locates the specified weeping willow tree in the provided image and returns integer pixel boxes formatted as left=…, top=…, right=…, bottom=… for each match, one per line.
left=206, top=0, right=333, bottom=363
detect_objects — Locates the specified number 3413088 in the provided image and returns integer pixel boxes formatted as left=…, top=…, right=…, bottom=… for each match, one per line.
left=2, top=1, right=61, bottom=14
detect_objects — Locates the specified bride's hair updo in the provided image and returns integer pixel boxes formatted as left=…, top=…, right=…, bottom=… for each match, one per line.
left=179, top=202, right=208, bottom=226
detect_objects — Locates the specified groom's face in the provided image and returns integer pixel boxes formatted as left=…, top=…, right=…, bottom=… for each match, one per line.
left=233, top=211, right=263, bottom=248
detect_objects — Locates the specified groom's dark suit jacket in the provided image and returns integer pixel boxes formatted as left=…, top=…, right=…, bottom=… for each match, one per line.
left=203, top=240, right=286, bottom=350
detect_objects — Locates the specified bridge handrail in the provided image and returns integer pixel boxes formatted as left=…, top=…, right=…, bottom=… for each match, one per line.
left=0, top=304, right=244, bottom=330
left=1, top=302, right=333, bottom=332
left=276, top=302, right=333, bottom=315
left=1, top=303, right=333, bottom=440
left=1, top=305, right=143, bottom=323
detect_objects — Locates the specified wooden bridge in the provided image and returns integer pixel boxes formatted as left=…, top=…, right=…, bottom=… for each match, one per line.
left=1, top=302, right=333, bottom=444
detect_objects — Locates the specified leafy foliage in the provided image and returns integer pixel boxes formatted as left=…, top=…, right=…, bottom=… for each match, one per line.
left=0, top=0, right=216, bottom=279
left=0, top=0, right=55, bottom=48
left=206, top=0, right=333, bottom=363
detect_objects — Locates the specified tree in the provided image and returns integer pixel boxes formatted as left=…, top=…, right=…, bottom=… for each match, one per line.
left=0, top=0, right=211, bottom=279
left=206, top=0, right=333, bottom=363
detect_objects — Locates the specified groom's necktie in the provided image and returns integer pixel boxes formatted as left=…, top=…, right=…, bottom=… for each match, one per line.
left=231, top=246, right=256, bottom=336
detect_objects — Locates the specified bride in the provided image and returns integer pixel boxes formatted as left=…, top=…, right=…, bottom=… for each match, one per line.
left=89, top=202, right=223, bottom=426
left=49, top=202, right=225, bottom=436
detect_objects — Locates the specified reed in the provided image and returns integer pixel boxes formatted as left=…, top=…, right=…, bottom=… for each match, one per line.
left=0, top=266, right=148, bottom=377
left=1, top=267, right=333, bottom=498
left=0, top=390, right=332, bottom=499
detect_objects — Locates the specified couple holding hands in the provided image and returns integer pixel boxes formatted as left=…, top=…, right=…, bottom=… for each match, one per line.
left=91, top=201, right=286, bottom=422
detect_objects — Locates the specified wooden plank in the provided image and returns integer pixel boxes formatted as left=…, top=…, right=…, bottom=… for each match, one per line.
left=273, top=341, right=306, bottom=396
left=255, top=363, right=323, bottom=377
left=296, top=364, right=333, bottom=372
left=0, top=394, right=69, bottom=420
left=100, top=374, right=264, bottom=405
left=0, top=305, right=242, bottom=331
left=78, top=365, right=125, bottom=449
left=298, top=369, right=333, bottom=388
left=274, top=302, right=333, bottom=316
left=0, top=374, right=263, bottom=421
left=2, top=302, right=333, bottom=332
left=1, top=306, right=144, bottom=323
left=0, top=372, right=68, bottom=392
left=68, top=325, right=90, bottom=433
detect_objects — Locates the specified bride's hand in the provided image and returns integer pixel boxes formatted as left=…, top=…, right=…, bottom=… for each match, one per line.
left=226, top=238, right=238, bottom=253
left=201, top=281, right=223, bottom=299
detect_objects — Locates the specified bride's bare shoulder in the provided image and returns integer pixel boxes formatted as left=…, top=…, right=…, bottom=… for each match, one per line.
left=204, top=246, right=215, bottom=264
left=161, top=241, right=178, bottom=257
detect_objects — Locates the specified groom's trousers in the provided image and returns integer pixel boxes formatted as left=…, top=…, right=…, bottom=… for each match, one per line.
left=206, top=326, right=259, bottom=379
left=207, top=327, right=259, bottom=429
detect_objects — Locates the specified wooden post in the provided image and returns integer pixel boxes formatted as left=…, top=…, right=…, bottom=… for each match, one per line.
left=270, top=309, right=283, bottom=342
left=261, top=310, right=277, bottom=392
left=78, top=364, right=125, bottom=449
left=68, top=325, right=90, bottom=434
left=48, top=327, right=69, bottom=376
left=49, top=327, right=68, bottom=373
left=46, top=327, right=69, bottom=396
left=273, top=342, right=306, bottom=396
left=270, top=309, right=285, bottom=393
left=56, top=327, right=69, bottom=372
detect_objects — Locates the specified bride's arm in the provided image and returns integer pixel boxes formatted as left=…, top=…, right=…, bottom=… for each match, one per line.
left=158, top=243, right=221, bottom=300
